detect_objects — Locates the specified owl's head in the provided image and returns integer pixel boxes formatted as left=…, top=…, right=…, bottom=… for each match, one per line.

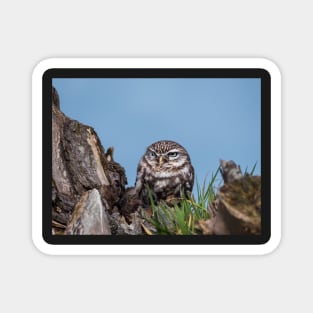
left=144, top=140, right=191, bottom=169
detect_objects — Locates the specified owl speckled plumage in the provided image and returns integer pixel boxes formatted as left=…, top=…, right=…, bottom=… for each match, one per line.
left=135, top=140, right=194, bottom=206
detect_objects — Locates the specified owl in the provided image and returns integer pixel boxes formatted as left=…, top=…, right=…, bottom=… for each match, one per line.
left=135, top=140, right=194, bottom=206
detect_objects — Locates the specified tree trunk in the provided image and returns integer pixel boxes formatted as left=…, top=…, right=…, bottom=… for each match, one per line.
left=51, top=87, right=127, bottom=235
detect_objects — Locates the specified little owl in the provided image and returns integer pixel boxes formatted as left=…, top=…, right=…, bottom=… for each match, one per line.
left=135, top=140, right=194, bottom=206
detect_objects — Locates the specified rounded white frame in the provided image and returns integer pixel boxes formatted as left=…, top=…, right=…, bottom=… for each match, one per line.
left=32, top=58, right=281, bottom=255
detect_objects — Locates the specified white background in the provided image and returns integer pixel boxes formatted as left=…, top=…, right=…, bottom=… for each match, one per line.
left=1, top=0, right=311, bottom=312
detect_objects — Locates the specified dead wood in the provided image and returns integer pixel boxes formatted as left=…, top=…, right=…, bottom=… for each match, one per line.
left=198, top=160, right=261, bottom=235
left=52, top=87, right=127, bottom=234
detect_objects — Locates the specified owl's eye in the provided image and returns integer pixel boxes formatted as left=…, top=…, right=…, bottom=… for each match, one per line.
left=167, top=152, right=178, bottom=158
left=148, top=151, right=156, bottom=158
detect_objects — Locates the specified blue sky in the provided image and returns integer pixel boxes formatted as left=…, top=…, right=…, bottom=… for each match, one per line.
left=53, top=78, right=261, bottom=189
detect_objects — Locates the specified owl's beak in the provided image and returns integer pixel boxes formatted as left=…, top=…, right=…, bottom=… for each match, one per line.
left=158, top=156, right=164, bottom=166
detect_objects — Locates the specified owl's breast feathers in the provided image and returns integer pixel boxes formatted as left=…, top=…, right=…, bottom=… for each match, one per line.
left=135, top=156, right=194, bottom=206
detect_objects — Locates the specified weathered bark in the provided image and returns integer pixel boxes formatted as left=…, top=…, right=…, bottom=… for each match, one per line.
left=109, top=210, right=145, bottom=235
left=65, top=189, right=111, bottom=235
left=198, top=160, right=261, bottom=235
left=219, top=159, right=243, bottom=184
left=52, top=87, right=127, bottom=234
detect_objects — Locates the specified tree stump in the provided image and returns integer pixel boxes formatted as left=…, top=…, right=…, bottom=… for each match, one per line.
left=51, top=87, right=127, bottom=235
left=196, top=160, right=261, bottom=235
